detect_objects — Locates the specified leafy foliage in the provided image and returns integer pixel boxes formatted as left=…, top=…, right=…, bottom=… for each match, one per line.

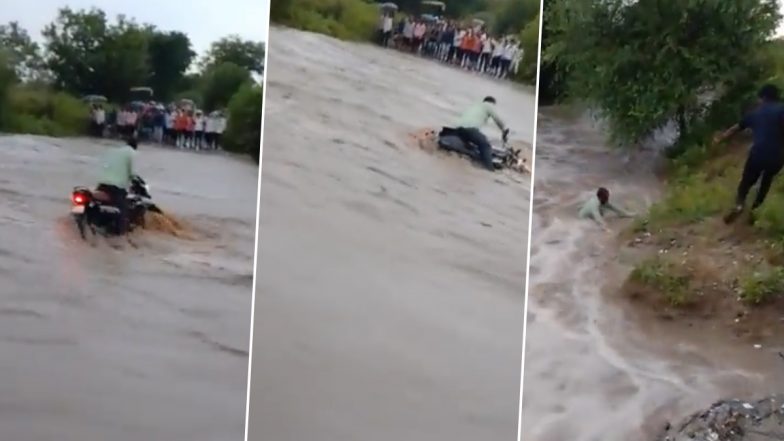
left=202, top=36, right=265, bottom=74
left=0, top=22, right=44, bottom=81
left=201, top=62, right=253, bottom=112
left=223, top=83, right=263, bottom=161
left=148, top=31, right=196, bottom=102
left=547, top=0, right=780, bottom=145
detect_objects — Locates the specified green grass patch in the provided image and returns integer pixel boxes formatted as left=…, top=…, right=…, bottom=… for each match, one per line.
left=739, top=267, right=784, bottom=305
left=630, top=256, right=693, bottom=307
left=275, top=0, right=378, bottom=41
left=2, top=86, right=89, bottom=136
left=643, top=170, right=736, bottom=229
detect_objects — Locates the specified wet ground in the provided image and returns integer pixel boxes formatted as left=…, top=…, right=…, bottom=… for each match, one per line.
left=249, top=27, right=533, bottom=441
left=0, top=135, right=256, bottom=441
left=521, top=110, right=784, bottom=441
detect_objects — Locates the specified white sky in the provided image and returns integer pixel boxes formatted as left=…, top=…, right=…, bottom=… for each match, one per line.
left=779, top=0, right=784, bottom=36
left=0, top=0, right=269, bottom=57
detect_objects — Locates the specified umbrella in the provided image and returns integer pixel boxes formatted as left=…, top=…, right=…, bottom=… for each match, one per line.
left=472, top=18, right=485, bottom=26
left=83, top=94, right=107, bottom=103
left=421, top=14, right=437, bottom=22
left=379, top=2, right=398, bottom=11
left=421, top=0, right=445, bottom=11
left=129, top=86, right=154, bottom=96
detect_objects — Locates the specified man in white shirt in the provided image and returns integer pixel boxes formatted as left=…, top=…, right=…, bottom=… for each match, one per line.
left=453, top=28, right=465, bottom=65
left=480, top=33, right=492, bottom=73
left=382, top=14, right=393, bottom=47
left=500, top=40, right=514, bottom=79
left=512, top=44, right=523, bottom=75
left=214, top=113, right=227, bottom=150
left=491, top=38, right=504, bottom=76
left=193, top=111, right=205, bottom=150
left=164, top=109, right=175, bottom=145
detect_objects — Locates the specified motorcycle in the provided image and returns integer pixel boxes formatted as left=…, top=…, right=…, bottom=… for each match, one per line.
left=70, top=175, right=162, bottom=240
left=436, top=127, right=524, bottom=170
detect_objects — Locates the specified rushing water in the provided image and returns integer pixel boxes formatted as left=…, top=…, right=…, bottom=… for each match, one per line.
left=249, top=27, right=533, bottom=441
left=520, top=109, right=784, bottom=441
left=0, top=135, right=255, bottom=441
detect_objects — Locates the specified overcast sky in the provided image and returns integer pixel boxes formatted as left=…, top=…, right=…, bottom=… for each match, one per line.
left=0, top=0, right=269, bottom=57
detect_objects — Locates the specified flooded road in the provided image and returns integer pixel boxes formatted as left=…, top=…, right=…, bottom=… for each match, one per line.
left=249, top=27, right=532, bottom=441
left=0, top=135, right=255, bottom=441
left=521, top=110, right=784, bottom=441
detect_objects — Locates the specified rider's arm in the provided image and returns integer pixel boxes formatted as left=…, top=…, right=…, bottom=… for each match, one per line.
left=486, top=104, right=507, bottom=132
left=127, top=149, right=135, bottom=180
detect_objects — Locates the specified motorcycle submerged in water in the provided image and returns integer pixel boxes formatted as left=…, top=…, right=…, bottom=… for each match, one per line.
left=436, top=127, right=524, bottom=170
left=70, top=175, right=163, bottom=239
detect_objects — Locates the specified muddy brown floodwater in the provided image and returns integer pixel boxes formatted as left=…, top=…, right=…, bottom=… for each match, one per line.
left=0, top=135, right=256, bottom=441
left=249, top=27, right=533, bottom=441
left=521, top=109, right=784, bottom=441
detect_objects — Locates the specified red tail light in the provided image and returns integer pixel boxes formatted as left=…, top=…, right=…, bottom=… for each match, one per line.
left=72, top=193, right=86, bottom=205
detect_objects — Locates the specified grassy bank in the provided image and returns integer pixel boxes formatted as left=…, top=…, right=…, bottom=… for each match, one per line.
left=623, top=137, right=784, bottom=341
left=271, top=0, right=378, bottom=41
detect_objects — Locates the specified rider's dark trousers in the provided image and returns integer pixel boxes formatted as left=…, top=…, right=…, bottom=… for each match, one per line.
left=458, top=127, right=495, bottom=171
left=97, top=184, right=129, bottom=235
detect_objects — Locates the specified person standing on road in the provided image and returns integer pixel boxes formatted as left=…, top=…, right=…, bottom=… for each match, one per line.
left=217, top=112, right=228, bottom=149
left=455, top=96, right=509, bottom=171
left=453, top=26, right=465, bottom=65
left=480, top=33, right=492, bottom=73
left=382, top=13, right=393, bottom=47
left=714, top=84, right=784, bottom=223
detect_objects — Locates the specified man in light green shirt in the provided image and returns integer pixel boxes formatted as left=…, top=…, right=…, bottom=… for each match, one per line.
left=579, top=187, right=634, bottom=231
left=455, top=96, right=509, bottom=171
left=96, top=138, right=137, bottom=235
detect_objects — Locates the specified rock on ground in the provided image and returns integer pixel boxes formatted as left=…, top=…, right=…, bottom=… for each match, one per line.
left=656, top=395, right=784, bottom=441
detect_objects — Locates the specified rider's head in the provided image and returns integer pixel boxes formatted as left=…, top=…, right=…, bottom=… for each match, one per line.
left=759, top=84, right=781, bottom=103
left=484, top=96, right=497, bottom=105
left=597, top=187, right=610, bottom=205
left=127, top=137, right=138, bottom=150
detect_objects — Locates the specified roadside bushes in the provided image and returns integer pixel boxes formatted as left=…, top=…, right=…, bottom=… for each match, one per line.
left=274, top=0, right=378, bottom=41
left=514, top=15, right=539, bottom=85
left=1, top=85, right=88, bottom=136
left=223, top=83, right=263, bottom=161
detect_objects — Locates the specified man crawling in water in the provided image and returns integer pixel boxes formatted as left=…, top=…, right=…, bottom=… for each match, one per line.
left=579, top=187, right=635, bottom=231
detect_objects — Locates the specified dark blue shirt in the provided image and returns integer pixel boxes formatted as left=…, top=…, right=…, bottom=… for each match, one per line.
left=740, top=102, right=784, bottom=160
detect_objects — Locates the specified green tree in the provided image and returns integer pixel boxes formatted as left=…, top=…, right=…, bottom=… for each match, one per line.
left=549, top=0, right=780, bottom=145
left=0, top=51, right=17, bottom=127
left=492, top=0, right=539, bottom=35
left=201, top=62, right=252, bottom=111
left=538, top=0, right=567, bottom=105
left=515, top=14, right=539, bottom=84
left=42, top=7, right=108, bottom=96
left=42, top=8, right=151, bottom=101
left=148, top=31, right=195, bottom=101
left=223, top=83, right=263, bottom=161
left=202, top=36, right=265, bottom=74
left=0, top=22, right=44, bottom=81
left=97, top=16, right=151, bottom=101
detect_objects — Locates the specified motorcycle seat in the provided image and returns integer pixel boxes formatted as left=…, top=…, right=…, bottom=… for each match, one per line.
left=92, top=190, right=112, bottom=203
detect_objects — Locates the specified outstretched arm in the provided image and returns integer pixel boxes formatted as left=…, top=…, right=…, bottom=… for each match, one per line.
left=605, top=203, right=634, bottom=218
left=714, top=124, right=742, bottom=145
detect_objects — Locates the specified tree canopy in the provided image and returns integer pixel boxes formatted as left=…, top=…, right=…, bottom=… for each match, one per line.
left=0, top=7, right=264, bottom=108
left=546, top=0, right=781, bottom=145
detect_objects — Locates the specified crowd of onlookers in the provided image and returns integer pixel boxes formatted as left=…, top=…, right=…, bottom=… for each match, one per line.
left=89, top=103, right=228, bottom=151
left=376, top=13, right=523, bottom=80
